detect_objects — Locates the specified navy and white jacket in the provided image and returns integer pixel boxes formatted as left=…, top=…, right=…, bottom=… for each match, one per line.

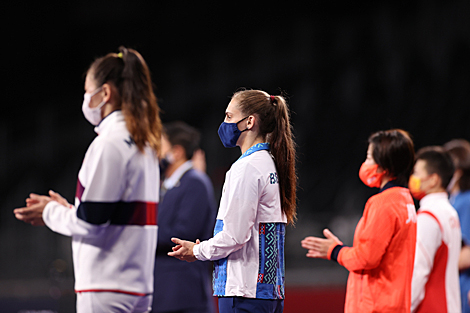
left=43, top=111, right=159, bottom=296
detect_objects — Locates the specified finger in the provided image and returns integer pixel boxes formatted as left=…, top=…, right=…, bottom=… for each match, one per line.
left=26, top=198, right=40, bottom=206
left=49, top=190, right=63, bottom=200
left=168, top=247, right=183, bottom=257
left=301, top=236, right=320, bottom=245
left=306, top=250, right=322, bottom=258
left=28, top=193, right=42, bottom=200
left=14, top=206, right=34, bottom=215
left=49, top=190, right=67, bottom=206
left=323, top=229, right=336, bottom=239
left=15, top=212, right=27, bottom=221
left=171, top=237, right=183, bottom=245
left=15, top=213, right=35, bottom=223
left=301, top=237, right=324, bottom=249
left=195, top=239, right=201, bottom=244
left=301, top=241, right=314, bottom=249
left=323, top=228, right=343, bottom=245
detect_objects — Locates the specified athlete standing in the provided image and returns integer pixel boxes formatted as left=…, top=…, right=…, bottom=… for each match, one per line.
left=168, top=89, right=297, bottom=313
left=14, top=47, right=161, bottom=313
left=302, top=129, right=417, bottom=313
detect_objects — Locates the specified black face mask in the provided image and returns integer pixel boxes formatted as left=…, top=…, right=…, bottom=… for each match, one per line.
left=159, top=157, right=171, bottom=179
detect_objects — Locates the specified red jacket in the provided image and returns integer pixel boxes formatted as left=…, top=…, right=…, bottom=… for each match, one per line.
left=334, top=185, right=417, bottom=313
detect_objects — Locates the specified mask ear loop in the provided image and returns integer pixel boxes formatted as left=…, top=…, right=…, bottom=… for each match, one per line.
left=236, top=115, right=250, bottom=132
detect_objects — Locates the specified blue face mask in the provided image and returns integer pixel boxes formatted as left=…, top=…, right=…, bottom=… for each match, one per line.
left=217, top=116, right=249, bottom=148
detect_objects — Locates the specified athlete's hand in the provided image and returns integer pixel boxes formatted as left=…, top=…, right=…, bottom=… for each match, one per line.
left=48, top=190, right=71, bottom=208
left=301, top=228, right=343, bottom=259
left=168, top=238, right=199, bottom=262
left=14, top=193, right=51, bottom=226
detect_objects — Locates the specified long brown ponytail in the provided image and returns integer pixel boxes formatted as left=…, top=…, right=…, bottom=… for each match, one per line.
left=88, top=46, right=161, bottom=154
left=234, top=89, right=297, bottom=224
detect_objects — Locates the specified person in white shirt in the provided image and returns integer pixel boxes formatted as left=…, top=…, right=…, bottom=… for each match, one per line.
left=409, top=146, right=462, bottom=313
left=167, top=89, right=297, bottom=313
left=14, top=47, right=162, bottom=313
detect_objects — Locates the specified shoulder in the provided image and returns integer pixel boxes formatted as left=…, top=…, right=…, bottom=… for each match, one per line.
left=234, top=151, right=274, bottom=172
left=420, top=194, right=458, bottom=217
left=366, top=187, right=413, bottom=215
left=87, top=135, right=124, bottom=160
left=182, top=169, right=211, bottom=185
left=454, top=191, right=470, bottom=206
left=367, top=187, right=410, bottom=204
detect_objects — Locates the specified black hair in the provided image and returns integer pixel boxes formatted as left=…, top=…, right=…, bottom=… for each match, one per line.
left=163, top=121, right=200, bottom=160
left=369, top=129, right=415, bottom=186
left=416, top=146, right=455, bottom=189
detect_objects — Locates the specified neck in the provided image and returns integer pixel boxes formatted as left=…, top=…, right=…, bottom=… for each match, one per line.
left=380, top=176, right=392, bottom=189
left=240, top=136, right=264, bottom=154
left=427, top=187, right=447, bottom=194
left=102, top=103, right=117, bottom=119
left=165, top=159, right=187, bottom=178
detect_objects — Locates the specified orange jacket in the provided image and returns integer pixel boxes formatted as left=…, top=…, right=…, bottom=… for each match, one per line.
left=335, top=185, right=417, bottom=313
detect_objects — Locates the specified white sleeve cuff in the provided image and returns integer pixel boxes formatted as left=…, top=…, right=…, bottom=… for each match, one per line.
left=193, top=242, right=207, bottom=261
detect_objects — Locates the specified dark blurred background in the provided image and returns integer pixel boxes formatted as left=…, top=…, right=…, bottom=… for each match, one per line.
left=2, top=1, right=470, bottom=312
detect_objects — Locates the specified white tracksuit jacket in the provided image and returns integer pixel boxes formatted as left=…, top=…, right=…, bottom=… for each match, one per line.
left=43, top=111, right=159, bottom=295
left=193, top=143, right=287, bottom=299
left=411, top=192, right=461, bottom=313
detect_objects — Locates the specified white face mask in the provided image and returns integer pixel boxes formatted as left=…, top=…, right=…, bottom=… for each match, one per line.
left=82, top=87, right=105, bottom=126
left=447, top=171, right=462, bottom=194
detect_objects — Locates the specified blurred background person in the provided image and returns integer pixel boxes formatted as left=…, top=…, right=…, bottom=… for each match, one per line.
left=14, top=47, right=162, bottom=313
left=301, top=129, right=417, bottom=313
left=168, top=90, right=297, bottom=313
left=409, top=146, right=461, bottom=313
left=152, top=121, right=217, bottom=313
left=444, top=139, right=470, bottom=313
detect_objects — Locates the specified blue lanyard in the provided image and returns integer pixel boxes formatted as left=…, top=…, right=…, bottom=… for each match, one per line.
left=238, top=143, right=270, bottom=160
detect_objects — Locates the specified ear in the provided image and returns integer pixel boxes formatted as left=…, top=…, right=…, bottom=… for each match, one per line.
left=246, top=115, right=256, bottom=130
left=430, top=173, right=442, bottom=189
left=101, top=83, right=113, bottom=104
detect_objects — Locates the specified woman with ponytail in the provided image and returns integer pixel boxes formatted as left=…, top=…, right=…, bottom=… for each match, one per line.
left=169, top=89, right=297, bottom=313
left=14, top=47, right=161, bottom=313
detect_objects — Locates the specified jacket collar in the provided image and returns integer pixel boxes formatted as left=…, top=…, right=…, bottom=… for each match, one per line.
left=94, top=110, right=123, bottom=135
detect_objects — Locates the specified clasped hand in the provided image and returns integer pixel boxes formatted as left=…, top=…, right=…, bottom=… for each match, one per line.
left=14, top=190, right=70, bottom=226
left=167, top=238, right=200, bottom=262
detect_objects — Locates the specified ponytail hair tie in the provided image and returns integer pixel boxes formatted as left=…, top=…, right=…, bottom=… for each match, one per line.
left=117, top=52, right=123, bottom=58
left=270, top=95, right=276, bottom=105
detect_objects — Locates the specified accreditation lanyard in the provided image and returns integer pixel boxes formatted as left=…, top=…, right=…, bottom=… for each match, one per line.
left=238, top=143, right=270, bottom=161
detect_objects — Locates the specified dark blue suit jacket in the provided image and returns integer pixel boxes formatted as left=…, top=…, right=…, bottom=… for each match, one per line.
left=152, top=168, right=217, bottom=312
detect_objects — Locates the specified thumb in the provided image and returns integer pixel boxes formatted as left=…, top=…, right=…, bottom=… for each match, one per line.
left=323, top=229, right=343, bottom=245
left=195, top=239, right=201, bottom=244
left=49, top=190, right=62, bottom=201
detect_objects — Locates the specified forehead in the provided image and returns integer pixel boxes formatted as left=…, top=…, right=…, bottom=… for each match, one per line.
left=225, top=99, right=241, bottom=114
left=84, top=72, right=98, bottom=91
left=415, top=159, right=427, bottom=169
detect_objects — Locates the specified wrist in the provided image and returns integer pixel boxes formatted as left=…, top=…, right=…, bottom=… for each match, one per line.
left=328, top=244, right=345, bottom=262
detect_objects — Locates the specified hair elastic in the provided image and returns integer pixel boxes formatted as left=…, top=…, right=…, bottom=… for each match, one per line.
left=117, top=52, right=123, bottom=58
left=270, top=95, right=276, bottom=104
